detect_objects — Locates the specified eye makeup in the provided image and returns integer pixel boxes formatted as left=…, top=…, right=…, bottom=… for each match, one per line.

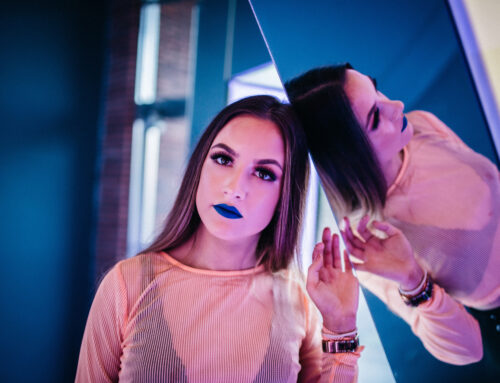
left=210, top=151, right=233, bottom=166
left=255, top=166, right=277, bottom=182
left=210, top=148, right=280, bottom=182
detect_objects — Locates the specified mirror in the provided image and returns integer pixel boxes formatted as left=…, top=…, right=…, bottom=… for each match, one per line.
left=249, top=0, right=500, bottom=381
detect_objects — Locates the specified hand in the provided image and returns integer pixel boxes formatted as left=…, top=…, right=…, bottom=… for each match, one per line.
left=341, top=216, right=424, bottom=290
left=306, top=228, right=359, bottom=333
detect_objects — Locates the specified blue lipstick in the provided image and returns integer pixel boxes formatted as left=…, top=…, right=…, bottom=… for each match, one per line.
left=401, top=116, right=408, bottom=132
left=213, top=204, right=243, bottom=219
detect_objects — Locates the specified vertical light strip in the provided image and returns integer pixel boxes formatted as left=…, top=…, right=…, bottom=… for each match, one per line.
left=223, top=0, right=237, bottom=81
left=127, top=3, right=161, bottom=257
left=448, top=0, right=500, bottom=156
left=140, top=126, right=161, bottom=245
left=127, top=119, right=145, bottom=258
left=300, top=157, right=319, bottom=270
left=134, top=3, right=161, bottom=105
left=185, top=4, right=200, bottom=144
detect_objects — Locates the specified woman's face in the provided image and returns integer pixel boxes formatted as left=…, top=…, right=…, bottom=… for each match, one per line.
left=344, top=69, right=413, bottom=165
left=196, top=115, right=285, bottom=242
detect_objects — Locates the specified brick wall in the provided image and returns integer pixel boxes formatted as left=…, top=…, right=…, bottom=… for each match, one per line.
left=95, top=0, right=140, bottom=279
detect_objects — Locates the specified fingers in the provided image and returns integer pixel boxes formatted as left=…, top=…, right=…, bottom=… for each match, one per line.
left=322, top=227, right=333, bottom=267
left=332, top=234, right=341, bottom=269
left=371, top=220, right=398, bottom=236
left=307, top=242, right=324, bottom=285
left=343, top=217, right=366, bottom=251
left=343, top=250, right=353, bottom=271
left=357, top=214, right=373, bottom=242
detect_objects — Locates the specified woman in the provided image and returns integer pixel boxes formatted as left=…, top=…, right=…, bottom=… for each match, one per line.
left=285, top=64, right=499, bottom=365
left=76, top=95, right=361, bottom=382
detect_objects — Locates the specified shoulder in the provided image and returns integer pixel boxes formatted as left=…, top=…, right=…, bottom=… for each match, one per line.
left=407, top=110, right=471, bottom=151
left=98, top=252, right=170, bottom=296
left=407, top=110, right=445, bottom=133
left=273, top=267, right=312, bottom=309
left=407, top=110, right=460, bottom=140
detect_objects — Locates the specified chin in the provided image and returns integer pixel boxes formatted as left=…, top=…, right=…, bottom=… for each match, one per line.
left=405, top=121, right=415, bottom=139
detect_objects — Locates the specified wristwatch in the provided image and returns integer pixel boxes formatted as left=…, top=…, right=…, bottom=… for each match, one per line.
left=322, top=335, right=359, bottom=353
left=400, top=275, right=434, bottom=307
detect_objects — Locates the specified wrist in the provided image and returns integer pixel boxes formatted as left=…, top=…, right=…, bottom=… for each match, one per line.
left=399, top=263, right=425, bottom=291
left=322, top=314, right=357, bottom=334
left=399, top=273, right=433, bottom=306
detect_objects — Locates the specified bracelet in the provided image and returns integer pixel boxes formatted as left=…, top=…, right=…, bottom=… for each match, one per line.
left=399, top=273, right=434, bottom=307
left=399, top=270, right=427, bottom=296
left=322, top=335, right=359, bottom=353
left=322, top=327, right=358, bottom=340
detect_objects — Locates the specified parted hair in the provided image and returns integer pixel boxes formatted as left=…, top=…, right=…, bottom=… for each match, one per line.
left=142, top=95, right=310, bottom=272
left=285, top=63, right=387, bottom=218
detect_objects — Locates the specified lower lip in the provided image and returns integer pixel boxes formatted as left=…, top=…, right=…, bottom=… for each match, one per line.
left=213, top=205, right=242, bottom=219
left=401, top=116, right=408, bottom=132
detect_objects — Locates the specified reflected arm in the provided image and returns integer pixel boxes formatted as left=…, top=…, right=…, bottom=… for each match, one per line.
left=358, top=272, right=483, bottom=365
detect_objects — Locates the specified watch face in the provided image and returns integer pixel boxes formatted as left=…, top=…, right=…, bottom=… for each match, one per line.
left=322, top=336, right=359, bottom=353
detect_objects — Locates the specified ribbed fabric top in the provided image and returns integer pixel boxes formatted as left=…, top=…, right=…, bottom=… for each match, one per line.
left=355, top=111, right=494, bottom=365
left=384, top=110, right=500, bottom=309
left=76, top=252, right=360, bottom=382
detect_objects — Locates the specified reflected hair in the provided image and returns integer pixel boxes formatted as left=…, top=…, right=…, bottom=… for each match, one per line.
left=142, top=95, right=309, bottom=272
left=285, top=63, right=386, bottom=217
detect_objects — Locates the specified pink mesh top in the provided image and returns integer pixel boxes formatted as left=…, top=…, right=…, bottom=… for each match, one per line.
left=386, top=110, right=500, bottom=310
left=76, top=252, right=360, bottom=382
left=358, top=110, right=497, bottom=365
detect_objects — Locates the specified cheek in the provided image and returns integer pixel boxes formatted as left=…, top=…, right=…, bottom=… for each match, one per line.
left=196, top=162, right=211, bottom=206
left=252, top=183, right=282, bottom=225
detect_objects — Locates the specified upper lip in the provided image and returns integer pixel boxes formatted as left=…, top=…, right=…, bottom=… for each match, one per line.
left=213, top=204, right=243, bottom=218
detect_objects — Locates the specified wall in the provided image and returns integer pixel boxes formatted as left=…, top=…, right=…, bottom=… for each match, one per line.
left=0, top=1, right=109, bottom=381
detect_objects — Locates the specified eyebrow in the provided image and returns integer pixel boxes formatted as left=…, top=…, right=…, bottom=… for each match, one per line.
left=210, top=143, right=283, bottom=170
left=365, top=76, right=378, bottom=129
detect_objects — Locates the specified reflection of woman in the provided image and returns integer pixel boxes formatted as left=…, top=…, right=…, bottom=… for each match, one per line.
left=76, top=96, right=361, bottom=382
left=285, top=64, right=500, bottom=365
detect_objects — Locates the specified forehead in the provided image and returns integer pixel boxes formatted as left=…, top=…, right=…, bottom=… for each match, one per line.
left=213, top=115, right=285, bottom=162
left=344, top=69, right=376, bottom=122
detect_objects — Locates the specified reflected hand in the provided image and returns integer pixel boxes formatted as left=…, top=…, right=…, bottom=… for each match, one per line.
left=341, top=216, right=424, bottom=290
left=306, top=228, right=359, bottom=333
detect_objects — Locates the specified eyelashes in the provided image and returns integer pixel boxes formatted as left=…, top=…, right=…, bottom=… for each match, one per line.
left=210, top=151, right=278, bottom=182
left=210, top=152, right=232, bottom=166
left=372, top=107, right=380, bottom=130
left=255, top=167, right=277, bottom=182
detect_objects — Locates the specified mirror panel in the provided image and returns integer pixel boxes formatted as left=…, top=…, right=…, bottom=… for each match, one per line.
left=249, top=0, right=500, bottom=381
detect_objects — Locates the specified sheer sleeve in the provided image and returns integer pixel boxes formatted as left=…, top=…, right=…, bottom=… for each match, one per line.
left=358, top=272, right=482, bottom=365
left=298, top=293, right=361, bottom=383
left=75, top=265, right=128, bottom=382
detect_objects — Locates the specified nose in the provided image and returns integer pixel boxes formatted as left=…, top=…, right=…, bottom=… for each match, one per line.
left=223, top=169, right=247, bottom=200
left=382, top=98, right=404, bottom=121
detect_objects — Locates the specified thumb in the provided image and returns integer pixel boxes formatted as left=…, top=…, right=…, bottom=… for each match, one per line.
left=372, top=220, right=398, bottom=236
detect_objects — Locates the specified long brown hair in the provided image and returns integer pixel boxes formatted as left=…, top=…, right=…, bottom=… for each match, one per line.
left=285, top=64, right=387, bottom=218
left=142, top=95, right=309, bottom=272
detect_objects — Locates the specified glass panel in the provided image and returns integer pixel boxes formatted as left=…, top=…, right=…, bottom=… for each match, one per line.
left=249, top=0, right=500, bottom=381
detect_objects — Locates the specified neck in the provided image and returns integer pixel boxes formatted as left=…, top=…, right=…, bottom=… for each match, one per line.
left=169, top=224, right=260, bottom=271
left=381, top=149, right=404, bottom=187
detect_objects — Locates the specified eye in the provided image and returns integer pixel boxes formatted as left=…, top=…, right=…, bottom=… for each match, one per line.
left=210, top=152, right=233, bottom=166
left=255, top=167, right=277, bottom=182
left=372, top=107, right=380, bottom=130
